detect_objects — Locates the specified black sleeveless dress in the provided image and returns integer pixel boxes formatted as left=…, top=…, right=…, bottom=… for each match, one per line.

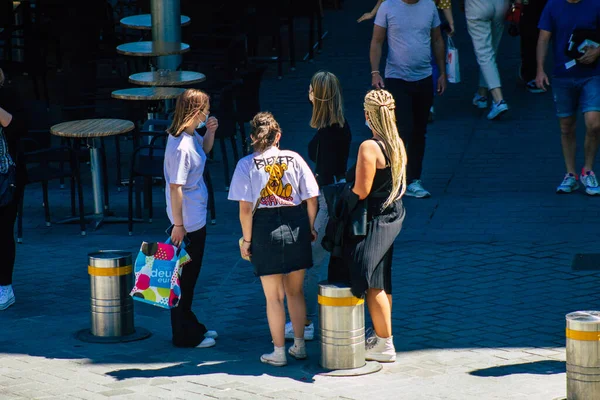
left=339, top=139, right=406, bottom=296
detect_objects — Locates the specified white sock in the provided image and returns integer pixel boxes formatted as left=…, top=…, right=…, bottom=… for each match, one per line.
left=293, top=338, right=305, bottom=348
left=273, top=345, right=285, bottom=355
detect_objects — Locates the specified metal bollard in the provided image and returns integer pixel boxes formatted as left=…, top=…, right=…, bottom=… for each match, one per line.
left=319, top=282, right=366, bottom=370
left=566, top=311, right=600, bottom=399
left=76, top=251, right=151, bottom=343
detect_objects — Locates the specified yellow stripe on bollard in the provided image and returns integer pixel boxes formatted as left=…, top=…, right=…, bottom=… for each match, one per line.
left=318, top=295, right=364, bottom=307
left=566, top=328, right=600, bottom=341
left=88, top=265, right=133, bottom=277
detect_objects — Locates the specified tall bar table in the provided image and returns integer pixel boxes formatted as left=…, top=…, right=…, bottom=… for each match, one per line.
left=50, top=119, right=135, bottom=230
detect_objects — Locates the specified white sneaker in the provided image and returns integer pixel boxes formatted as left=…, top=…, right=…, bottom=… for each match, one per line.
left=487, top=100, right=509, bottom=120
left=405, top=180, right=431, bottom=198
left=196, top=337, right=216, bottom=348
left=205, top=330, right=218, bottom=339
left=472, top=93, right=488, bottom=109
left=284, top=321, right=315, bottom=340
left=0, top=285, right=15, bottom=311
left=288, top=344, right=307, bottom=360
left=556, top=173, right=579, bottom=194
left=365, top=334, right=396, bottom=363
left=260, top=348, right=287, bottom=366
left=581, top=169, right=600, bottom=196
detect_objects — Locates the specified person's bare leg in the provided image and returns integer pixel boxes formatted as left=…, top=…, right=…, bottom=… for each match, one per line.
left=559, top=116, right=578, bottom=175
left=387, top=294, right=392, bottom=312
left=477, top=86, right=488, bottom=98
left=283, top=269, right=306, bottom=340
left=260, top=274, right=286, bottom=347
left=366, top=288, right=392, bottom=338
left=583, top=112, right=600, bottom=172
left=490, top=87, right=504, bottom=104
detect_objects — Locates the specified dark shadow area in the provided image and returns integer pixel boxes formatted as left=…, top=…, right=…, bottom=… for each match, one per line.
left=469, top=360, right=565, bottom=377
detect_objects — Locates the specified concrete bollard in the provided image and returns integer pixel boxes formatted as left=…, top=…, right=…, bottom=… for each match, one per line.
left=76, top=251, right=150, bottom=343
left=566, top=311, right=600, bottom=399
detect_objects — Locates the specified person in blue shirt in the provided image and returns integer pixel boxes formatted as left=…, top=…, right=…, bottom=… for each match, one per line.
left=536, top=0, right=600, bottom=195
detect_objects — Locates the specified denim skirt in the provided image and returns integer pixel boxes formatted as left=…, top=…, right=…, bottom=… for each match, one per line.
left=251, top=204, right=313, bottom=277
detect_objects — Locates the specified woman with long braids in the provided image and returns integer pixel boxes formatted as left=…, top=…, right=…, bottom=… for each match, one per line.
left=344, top=89, right=407, bottom=362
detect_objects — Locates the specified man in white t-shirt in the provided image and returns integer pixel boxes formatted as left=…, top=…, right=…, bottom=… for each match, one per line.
left=370, top=0, right=446, bottom=199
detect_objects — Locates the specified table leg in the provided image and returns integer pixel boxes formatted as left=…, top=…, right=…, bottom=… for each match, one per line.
left=89, top=139, right=105, bottom=218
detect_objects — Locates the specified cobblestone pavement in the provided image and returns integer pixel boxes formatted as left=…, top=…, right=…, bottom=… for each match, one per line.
left=2, top=0, right=600, bottom=399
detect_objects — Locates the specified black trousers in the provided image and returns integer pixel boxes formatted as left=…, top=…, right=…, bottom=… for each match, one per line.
left=385, top=76, right=434, bottom=183
left=0, top=200, right=17, bottom=286
left=170, top=226, right=208, bottom=347
left=519, top=0, right=548, bottom=82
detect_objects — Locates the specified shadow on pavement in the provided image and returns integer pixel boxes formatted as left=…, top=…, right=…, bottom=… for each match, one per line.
left=469, top=360, right=565, bottom=377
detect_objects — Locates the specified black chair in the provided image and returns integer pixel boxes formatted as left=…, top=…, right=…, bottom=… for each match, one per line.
left=244, top=0, right=295, bottom=79
left=127, top=132, right=219, bottom=233
left=127, top=136, right=165, bottom=235
left=207, top=82, right=242, bottom=189
left=17, top=138, right=86, bottom=243
left=234, top=64, right=268, bottom=155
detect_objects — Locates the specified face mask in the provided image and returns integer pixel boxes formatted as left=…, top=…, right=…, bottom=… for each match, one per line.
left=197, top=113, right=209, bottom=129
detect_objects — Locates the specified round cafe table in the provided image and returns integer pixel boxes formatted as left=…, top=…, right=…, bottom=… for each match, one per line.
left=51, top=119, right=135, bottom=230
left=128, top=71, right=206, bottom=86
left=111, top=87, right=186, bottom=100
left=120, top=14, right=191, bottom=30
left=116, top=41, right=190, bottom=57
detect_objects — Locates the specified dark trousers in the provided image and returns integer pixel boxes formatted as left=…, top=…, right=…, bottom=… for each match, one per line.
left=519, top=0, right=548, bottom=82
left=0, top=201, right=17, bottom=286
left=386, top=76, right=434, bottom=182
left=170, top=226, right=208, bottom=347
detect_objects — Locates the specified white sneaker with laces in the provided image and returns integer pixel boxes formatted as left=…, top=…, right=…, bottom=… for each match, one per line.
left=205, top=330, right=218, bottom=339
left=261, top=347, right=287, bottom=366
left=0, top=285, right=15, bottom=311
left=284, top=322, right=314, bottom=340
left=405, top=180, right=431, bottom=198
left=581, top=169, right=600, bottom=196
left=196, top=337, right=216, bottom=348
left=288, top=344, right=307, bottom=360
left=472, top=93, right=488, bottom=109
left=487, top=100, right=509, bottom=120
left=365, top=334, right=396, bottom=363
left=556, top=173, right=579, bottom=194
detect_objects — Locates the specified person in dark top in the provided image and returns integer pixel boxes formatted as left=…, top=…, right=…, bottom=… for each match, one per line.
left=342, top=89, right=407, bottom=363
left=0, top=67, right=27, bottom=310
left=283, top=71, right=352, bottom=341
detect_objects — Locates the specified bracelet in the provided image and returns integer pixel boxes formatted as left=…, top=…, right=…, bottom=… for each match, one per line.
left=371, top=71, right=380, bottom=75
left=243, top=239, right=252, bottom=243
left=174, top=224, right=183, bottom=227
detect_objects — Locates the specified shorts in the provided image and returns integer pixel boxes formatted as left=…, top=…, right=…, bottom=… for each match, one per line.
left=553, top=75, right=600, bottom=118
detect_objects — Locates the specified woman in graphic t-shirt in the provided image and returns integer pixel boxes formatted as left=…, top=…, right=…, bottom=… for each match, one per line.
left=228, top=112, right=319, bottom=367
left=164, top=89, right=219, bottom=349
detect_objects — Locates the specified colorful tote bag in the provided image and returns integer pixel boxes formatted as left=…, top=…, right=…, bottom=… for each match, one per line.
left=130, top=239, right=191, bottom=309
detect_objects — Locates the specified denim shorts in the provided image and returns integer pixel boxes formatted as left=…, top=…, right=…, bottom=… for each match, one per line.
left=553, top=75, right=600, bottom=118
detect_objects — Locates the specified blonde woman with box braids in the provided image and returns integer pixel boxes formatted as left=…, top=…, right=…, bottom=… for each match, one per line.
left=363, top=89, right=407, bottom=208
left=340, top=89, right=407, bottom=363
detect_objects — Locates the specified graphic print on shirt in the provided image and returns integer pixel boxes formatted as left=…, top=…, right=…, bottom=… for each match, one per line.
left=254, top=155, right=295, bottom=206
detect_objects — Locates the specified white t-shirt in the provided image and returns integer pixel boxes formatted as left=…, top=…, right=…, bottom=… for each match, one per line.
left=164, top=131, right=208, bottom=232
left=228, top=147, right=319, bottom=208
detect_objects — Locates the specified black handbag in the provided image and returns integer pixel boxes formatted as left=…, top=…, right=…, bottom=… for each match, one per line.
left=0, top=127, right=16, bottom=207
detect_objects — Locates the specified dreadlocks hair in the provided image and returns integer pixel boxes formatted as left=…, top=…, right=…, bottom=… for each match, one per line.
left=363, top=89, right=407, bottom=208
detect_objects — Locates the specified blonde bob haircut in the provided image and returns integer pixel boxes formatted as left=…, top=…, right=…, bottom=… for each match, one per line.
left=167, top=89, right=210, bottom=137
left=309, top=70, right=345, bottom=130
left=364, top=89, right=407, bottom=209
